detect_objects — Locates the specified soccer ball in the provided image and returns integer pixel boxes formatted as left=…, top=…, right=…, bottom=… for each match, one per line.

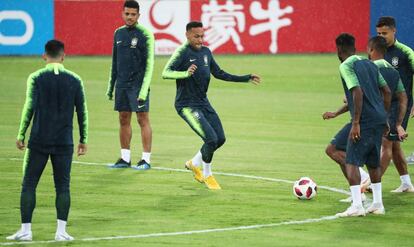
left=293, top=177, right=317, bottom=200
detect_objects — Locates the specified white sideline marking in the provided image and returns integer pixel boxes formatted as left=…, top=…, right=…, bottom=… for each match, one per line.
left=72, top=159, right=350, bottom=195
left=0, top=216, right=338, bottom=246
left=9, top=158, right=350, bottom=195
left=2, top=158, right=346, bottom=245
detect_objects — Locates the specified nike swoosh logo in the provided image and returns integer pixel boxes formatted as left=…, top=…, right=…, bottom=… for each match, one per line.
left=16, top=233, right=29, bottom=240
left=190, top=59, right=196, bottom=62
left=389, top=133, right=397, bottom=136
left=138, top=105, right=145, bottom=108
left=117, top=41, right=122, bottom=44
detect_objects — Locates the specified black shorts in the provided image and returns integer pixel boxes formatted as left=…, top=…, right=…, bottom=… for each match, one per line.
left=330, top=122, right=352, bottom=151
left=114, top=88, right=149, bottom=112
left=346, top=125, right=385, bottom=168
left=386, top=103, right=410, bottom=141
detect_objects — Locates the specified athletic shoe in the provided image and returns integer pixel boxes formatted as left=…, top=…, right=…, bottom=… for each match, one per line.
left=360, top=177, right=371, bottom=193
left=6, top=230, right=32, bottom=241
left=108, top=158, right=131, bottom=168
left=204, top=175, right=221, bottom=190
left=132, top=159, right=151, bottom=170
left=390, top=183, right=414, bottom=193
left=365, top=203, right=385, bottom=215
left=55, top=232, right=74, bottom=241
left=185, top=160, right=203, bottom=183
left=406, top=153, right=414, bottom=164
left=336, top=205, right=366, bottom=217
left=339, top=193, right=367, bottom=203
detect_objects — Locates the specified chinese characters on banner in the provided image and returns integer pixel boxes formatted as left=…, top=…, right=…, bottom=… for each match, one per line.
left=54, top=0, right=369, bottom=55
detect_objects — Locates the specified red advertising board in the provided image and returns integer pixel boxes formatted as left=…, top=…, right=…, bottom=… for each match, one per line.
left=55, top=0, right=369, bottom=55
left=54, top=0, right=125, bottom=55
left=191, top=0, right=369, bottom=54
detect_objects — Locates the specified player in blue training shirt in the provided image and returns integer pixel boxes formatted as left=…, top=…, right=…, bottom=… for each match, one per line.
left=7, top=40, right=88, bottom=242
left=376, top=16, right=414, bottom=192
left=162, top=21, right=260, bottom=190
left=334, top=33, right=391, bottom=217
left=106, top=1, right=154, bottom=170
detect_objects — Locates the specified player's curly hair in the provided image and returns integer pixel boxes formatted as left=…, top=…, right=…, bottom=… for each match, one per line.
left=335, top=33, right=355, bottom=53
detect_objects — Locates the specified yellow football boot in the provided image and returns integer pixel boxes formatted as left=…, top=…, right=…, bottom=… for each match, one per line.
left=204, top=175, right=221, bottom=190
left=185, top=160, right=203, bottom=183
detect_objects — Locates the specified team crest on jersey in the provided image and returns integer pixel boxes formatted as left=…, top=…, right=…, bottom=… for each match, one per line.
left=131, top=37, right=138, bottom=48
left=391, top=57, right=399, bottom=67
left=193, top=111, right=200, bottom=119
left=203, top=55, right=208, bottom=66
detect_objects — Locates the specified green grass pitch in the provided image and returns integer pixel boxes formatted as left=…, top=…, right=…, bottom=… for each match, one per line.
left=0, top=55, right=413, bottom=246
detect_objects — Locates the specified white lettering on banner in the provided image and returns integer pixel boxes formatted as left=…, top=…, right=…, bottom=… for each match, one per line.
left=139, top=0, right=190, bottom=55
left=249, top=0, right=293, bottom=53
left=0, top=10, right=34, bottom=45
left=201, top=0, right=245, bottom=52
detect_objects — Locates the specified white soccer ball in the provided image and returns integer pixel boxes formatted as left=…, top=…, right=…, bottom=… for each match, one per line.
left=293, top=177, right=317, bottom=200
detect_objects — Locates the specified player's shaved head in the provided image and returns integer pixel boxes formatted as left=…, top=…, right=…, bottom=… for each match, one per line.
left=368, top=36, right=387, bottom=55
left=45, top=40, right=64, bottom=58
left=186, top=21, right=203, bottom=31
left=335, top=33, right=356, bottom=62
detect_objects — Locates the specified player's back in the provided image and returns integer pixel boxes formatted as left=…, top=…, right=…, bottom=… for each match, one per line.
left=28, top=63, right=85, bottom=149
left=341, top=56, right=386, bottom=127
left=374, top=59, right=402, bottom=101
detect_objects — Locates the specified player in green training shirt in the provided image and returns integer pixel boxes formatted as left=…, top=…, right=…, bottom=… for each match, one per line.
left=376, top=16, right=414, bottom=192
left=334, top=33, right=391, bottom=217
left=7, top=40, right=88, bottom=242
left=162, top=21, right=260, bottom=190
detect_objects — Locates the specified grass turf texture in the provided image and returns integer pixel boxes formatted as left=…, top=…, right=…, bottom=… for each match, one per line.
left=0, top=55, right=413, bottom=246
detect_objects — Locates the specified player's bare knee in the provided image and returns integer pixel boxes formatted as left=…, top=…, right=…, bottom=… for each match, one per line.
left=119, top=114, right=130, bottom=126
left=325, top=144, right=335, bottom=157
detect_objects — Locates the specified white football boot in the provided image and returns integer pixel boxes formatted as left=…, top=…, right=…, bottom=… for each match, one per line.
left=336, top=205, right=366, bottom=217
left=55, top=231, right=74, bottom=241
left=365, top=203, right=385, bottom=215
left=6, top=230, right=32, bottom=241
left=390, top=183, right=414, bottom=193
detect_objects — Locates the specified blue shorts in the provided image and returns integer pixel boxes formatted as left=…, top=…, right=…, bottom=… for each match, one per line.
left=114, top=88, right=149, bottom=112
left=386, top=103, right=410, bottom=141
left=346, top=125, right=385, bottom=168
left=330, top=122, right=352, bottom=151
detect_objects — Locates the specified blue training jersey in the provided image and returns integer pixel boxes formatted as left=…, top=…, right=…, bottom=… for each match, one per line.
left=162, top=43, right=251, bottom=107
left=339, top=55, right=387, bottom=127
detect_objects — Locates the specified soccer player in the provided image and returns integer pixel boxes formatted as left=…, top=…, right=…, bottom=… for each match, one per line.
left=376, top=16, right=414, bottom=192
left=162, top=21, right=260, bottom=190
left=334, top=33, right=391, bottom=217
left=106, top=0, right=154, bottom=170
left=368, top=36, right=409, bottom=182
left=7, top=40, right=88, bottom=241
